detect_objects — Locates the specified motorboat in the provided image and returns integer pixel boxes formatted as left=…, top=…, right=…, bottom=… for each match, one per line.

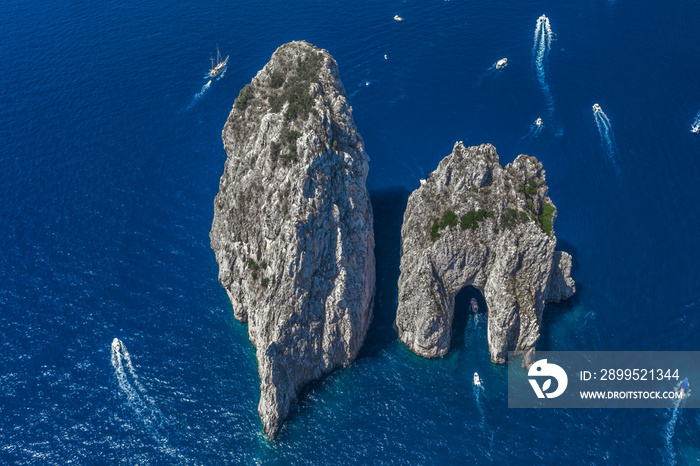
left=111, top=338, right=122, bottom=353
left=496, top=58, right=508, bottom=69
left=394, top=15, right=403, bottom=22
left=470, top=298, right=478, bottom=313
left=535, top=117, right=543, bottom=127
left=473, top=372, right=482, bottom=387
left=691, top=122, right=700, bottom=133
left=593, top=103, right=602, bottom=113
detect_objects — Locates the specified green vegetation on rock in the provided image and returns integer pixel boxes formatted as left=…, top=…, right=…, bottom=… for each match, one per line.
left=539, top=202, right=556, bottom=236
left=430, top=219, right=441, bottom=241
left=460, top=209, right=493, bottom=230
left=269, top=70, right=285, bottom=88
left=519, top=179, right=537, bottom=196
left=269, top=129, right=303, bottom=166
left=268, top=52, right=324, bottom=121
left=235, top=84, right=253, bottom=110
left=430, top=210, right=458, bottom=241
left=248, top=258, right=260, bottom=271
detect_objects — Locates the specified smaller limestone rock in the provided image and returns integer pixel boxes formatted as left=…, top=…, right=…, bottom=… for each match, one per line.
left=395, top=143, right=574, bottom=365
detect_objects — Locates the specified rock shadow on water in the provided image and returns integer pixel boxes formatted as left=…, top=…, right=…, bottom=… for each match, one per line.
left=358, top=187, right=411, bottom=359
left=536, top=239, right=589, bottom=352
left=268, top=187, right=411, bottom=441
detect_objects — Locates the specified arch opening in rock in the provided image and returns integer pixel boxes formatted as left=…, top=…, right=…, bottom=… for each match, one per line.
left=450, top=285, right=487, bottom=352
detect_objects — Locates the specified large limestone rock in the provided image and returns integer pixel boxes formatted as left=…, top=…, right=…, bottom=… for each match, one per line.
left=210, top=41, right=375, bottom=439
left=395, top=143, right=574, bottom=365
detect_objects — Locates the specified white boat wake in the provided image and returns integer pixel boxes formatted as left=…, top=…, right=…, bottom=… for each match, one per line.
left=521, top=118, right=544, bottom=139
left=593, top=104, right=622, bottom=177
left=476, top=60, right=507, bottom=87
left=110, top=338, right=174, bottom=453
left=662, top=390, right=687, bottom=465
left=473, top=382, right=486, bottom=428
left=532, top=15, right=554, bottom=117
left=691, top=110, right=700, bottom=133
left=195, top=80, right=212, bottom=99
left=187, top=80, right=212, bottom=110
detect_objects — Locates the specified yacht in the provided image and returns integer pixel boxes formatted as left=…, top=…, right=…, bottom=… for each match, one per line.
left=208, top=45, right=229, bottom=78
left=394, top=15, right=403, bottom=22
left=111, top=338, right=122, bottom=353
left=535, top=117, right=543, bottom=127
left=496, top=58, right=508, bottom=69
left=473, top=372, right=482, bottom=387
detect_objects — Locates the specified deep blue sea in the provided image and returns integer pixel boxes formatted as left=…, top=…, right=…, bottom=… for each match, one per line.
left=2, top=0, right=700, bottom=463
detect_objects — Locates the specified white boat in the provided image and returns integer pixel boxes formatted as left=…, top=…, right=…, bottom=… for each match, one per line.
left=496, top=58, right=508, bottom=69
left=394, top=14, right=403, bottom=22
left=593, top=103, right=602, bottom=113
left=470, top=298, right=478, bottom=313
left=539, top=14, right=548, bottom=21
left=208, top=45, right=229, bottom=78
left=111, top=338, right=122, bottom=353
left=692, top=122, right=700, bottom=133
left=473, top=372, right=482, bottom=387
left=535, top=117, right=543, bottom=127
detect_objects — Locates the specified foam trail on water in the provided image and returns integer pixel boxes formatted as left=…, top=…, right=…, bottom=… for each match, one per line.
left=691, top=110, right=700, bottom=133
left=110, top=338, right=177, bottom=456
left=476, top=60, right=507, bottom=87
left=532, top=15, right=554, bottom=116
left=521, top=119, right=544, bottom=140
left=593, top=104, right=622, bottom=178
left=187, top=80, right=212, bottom=110
left=474, top=384, right=486, bottom=428
left=662, top=393, right=685, bottom=465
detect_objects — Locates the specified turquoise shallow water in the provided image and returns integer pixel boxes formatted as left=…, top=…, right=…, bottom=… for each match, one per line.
left=2, top=0, right=700, bottom=463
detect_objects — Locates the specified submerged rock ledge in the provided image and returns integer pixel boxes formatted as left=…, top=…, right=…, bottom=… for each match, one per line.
left=210, top=41, right=375, bottom=439
left=395, top=143, right=574, bottom=365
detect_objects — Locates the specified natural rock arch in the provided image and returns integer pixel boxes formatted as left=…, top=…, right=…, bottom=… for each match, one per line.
left=395, top=143, right=574, bottom=365
left=450, top=285, right=486, bottom=350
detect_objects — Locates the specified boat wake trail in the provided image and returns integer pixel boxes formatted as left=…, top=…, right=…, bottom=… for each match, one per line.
left=662, top=393, right=685, bottom=465
left=521, top=119, right=544, bottom=140
left=187, top=80, right=212, bottom=110
left=532, top=15, right=554, bottom=117
left=691, top=110, right=700, bottom=133
left=474, top=384, right=486, bottom=428
left=593, top=104, right=622, bottom=178
left=111, top=338, right=175, bottom=454
left=476, top=60, right=507, bottom=87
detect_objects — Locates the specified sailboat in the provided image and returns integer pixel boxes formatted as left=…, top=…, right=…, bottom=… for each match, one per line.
left=208, top=45, right=229, bottom=78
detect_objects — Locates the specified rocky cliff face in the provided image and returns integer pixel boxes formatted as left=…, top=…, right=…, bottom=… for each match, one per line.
left=395, top=143, right=574, bottom=365
left=210, top=41, right=375, bottom=439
